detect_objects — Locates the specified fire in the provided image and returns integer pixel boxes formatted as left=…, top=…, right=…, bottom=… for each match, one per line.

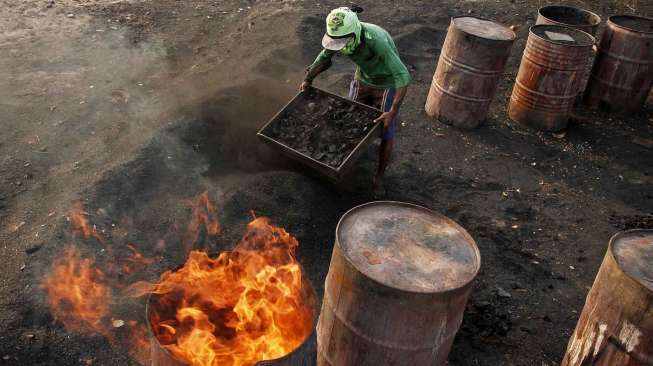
left=42, top=193, right=313, bottom=366
left=183, top=191, right=221, bottom=252
left=70, top=202, right=103, bottom=242
left=141, top=217, right=315, bottom=366
left=42, top=245, right=112, bottom=336
left=42, top=204, right=156, bottom=354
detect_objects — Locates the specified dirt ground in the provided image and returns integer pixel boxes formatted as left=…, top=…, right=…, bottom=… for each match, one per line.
left=1, top=0, right=652, bottom=365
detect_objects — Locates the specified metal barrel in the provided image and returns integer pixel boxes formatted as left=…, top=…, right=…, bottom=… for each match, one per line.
left=536, top=5, right=601, bottom=36
left=317, top=201, right=481, bottom=366
left=508, top=25, right=595, bottom=131
left=584, top=15, right=653, bottom=114
left=425, top=16, right=515, bottom=129
left=536, top=6, right=601, bottom=96
left=562, top=230, right=653, bottom=365
left=147, top=282, right=318, bottom=366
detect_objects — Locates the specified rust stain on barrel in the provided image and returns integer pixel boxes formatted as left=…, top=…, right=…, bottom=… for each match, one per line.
left=562, top=230, right=653, bottom=365
left=584, top=15, right=653, bottom=115
left=317, top=201, right=480, bottom=366
left=508, top=25, right=595, bottom=131
left=425, top=16, right=515, bottom=129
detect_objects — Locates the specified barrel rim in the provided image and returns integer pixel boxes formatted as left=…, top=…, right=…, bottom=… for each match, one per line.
left=451, top=15, right=516, bottom=41
left=608, top=14, right=653, bottom=35
left=145, top=263, right=319, bottom=366
left=608, top=229, right=653, bottom=292
left=529, top=24, right=596, bottom=47
left=537, top=5, right=601, bottom=27
left=335, top=200, right=481, bottom=295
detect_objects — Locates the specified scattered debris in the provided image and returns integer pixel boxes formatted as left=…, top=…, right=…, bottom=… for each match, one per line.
left=111, top=319, right=124, bottom=328
left=12, top=222, right=26, bottom=233
left=497, top=287, right=512, bottom=298
left=25, top=243, right=42, bottom=255
left=519, top=325, right=534, bottom=333
left=633, top=136, right=653, bottom=148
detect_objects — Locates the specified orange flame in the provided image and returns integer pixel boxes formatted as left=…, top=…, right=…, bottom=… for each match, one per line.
left=43, top=193, right=312, bottom=366
left=42, top=246, right=112, bottom=337
left=183, top=191, right=221, bottom=252
left=139, top=217, right=315, bottom=366
left=70, top=202, right=104, bottom=242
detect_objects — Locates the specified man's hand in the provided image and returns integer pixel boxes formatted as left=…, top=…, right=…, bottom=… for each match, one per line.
left=374, top=109, right=397, bottom=129
left=299, top=81, right=311, bottom=92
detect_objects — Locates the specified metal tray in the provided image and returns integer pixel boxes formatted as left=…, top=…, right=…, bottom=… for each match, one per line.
left=257, top=86, right=381, bottom=181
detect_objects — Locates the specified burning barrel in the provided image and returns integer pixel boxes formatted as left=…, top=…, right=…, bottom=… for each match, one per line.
left=584, top=15, right=653, bottom=114
left=425, top=16, right=515, bottom=129
left=317, top=201, right=481, bottom=365
left=562, top=230, right=653, bottom=365
left=508, top=25, right=595, bottom=131
left=536, top=5, right=601, bottom=36
left=145, top=217, right=319, bottom=366
left=147, top=291, right=318, bottom=366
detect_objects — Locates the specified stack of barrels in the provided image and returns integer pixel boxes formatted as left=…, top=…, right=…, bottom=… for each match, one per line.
left=425, top=7, right=653, bottom=132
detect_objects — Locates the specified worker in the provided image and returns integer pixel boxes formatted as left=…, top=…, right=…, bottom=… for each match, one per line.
left=300, top=6, right=411, bottom=198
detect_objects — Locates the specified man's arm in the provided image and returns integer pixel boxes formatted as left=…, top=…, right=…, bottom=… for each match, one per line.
left=301, top=49, right=336, bottom=91
left=374, top=86, right=407, bottom=127
left=371, top=36, right=411, bottom=126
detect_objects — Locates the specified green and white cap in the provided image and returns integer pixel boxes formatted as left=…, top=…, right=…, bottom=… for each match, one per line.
left=322, top=7, right=361, bottom=51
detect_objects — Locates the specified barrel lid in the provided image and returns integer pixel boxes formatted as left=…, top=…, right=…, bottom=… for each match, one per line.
left=531, top=24, right=595, bottom=46
left=453, top=16, right=516, bottom=41
left=609, top=15, right=653, bottom=34
left=336, top=201, right=480, bottom=293
left=611, top=229, right=653, bottom=292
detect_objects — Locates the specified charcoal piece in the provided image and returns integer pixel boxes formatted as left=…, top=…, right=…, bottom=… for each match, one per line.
left=269, top=90, right=378, bottom=168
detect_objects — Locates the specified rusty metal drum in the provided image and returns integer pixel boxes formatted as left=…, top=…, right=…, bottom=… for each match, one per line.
left=536, top=6, right=601, bottom=95
left=425, top=16, right=516, bottom=129
left=584, top=15, right=653, bottom=114
left=562, top=230, right=653, bottom=365
left=536, top=5, right=601, bottom=36
left=508, top=25, right=595, bottom=131
left=317, top=201, right=481, bottom=366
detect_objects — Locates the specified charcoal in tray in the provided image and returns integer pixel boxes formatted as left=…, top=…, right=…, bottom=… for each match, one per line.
left=270, top=91, right=377, bottom=168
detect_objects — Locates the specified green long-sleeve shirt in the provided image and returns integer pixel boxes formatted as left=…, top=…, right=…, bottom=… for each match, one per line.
left=307, top=23, right=411, bottom=89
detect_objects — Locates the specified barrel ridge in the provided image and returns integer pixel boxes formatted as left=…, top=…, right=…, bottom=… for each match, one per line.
left=430, top=81, right=495, bottom=104
left=319, top=289, right=454, bottom=351
left=584, top=15, right=653, bottom=113
left=524, top=36, right=593, bottom=70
